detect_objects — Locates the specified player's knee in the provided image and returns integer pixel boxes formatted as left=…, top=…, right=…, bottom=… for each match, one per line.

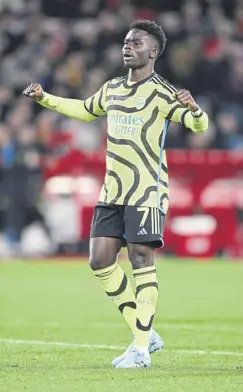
left=128, top=244, right=155, bottom=269
left=89, top=255, right=104, bottom=271
left=89, top=254, right=116, bottom=271
left=89, top=237, right=121, bottom=271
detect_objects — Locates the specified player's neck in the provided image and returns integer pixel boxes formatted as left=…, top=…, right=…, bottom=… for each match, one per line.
left=128, top=66, right=154, bottom=83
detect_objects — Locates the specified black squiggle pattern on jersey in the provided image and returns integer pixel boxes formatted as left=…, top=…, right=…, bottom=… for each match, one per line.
left=106, top=150, right=140, bottom=204
left=106, top=170, right=123, bottom=203
left=108, top=134, right=168, bottom=188
left=135, top=186, right=157, bottom=206
left=107, top=89, right=158, bottom=114
left=140, top=106, right=160, bottom=165
left=106, top=85, right=139, bottom=103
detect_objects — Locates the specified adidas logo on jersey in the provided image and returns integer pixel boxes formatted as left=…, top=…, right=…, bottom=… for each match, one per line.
left=137, top=228, right=148, bottom=235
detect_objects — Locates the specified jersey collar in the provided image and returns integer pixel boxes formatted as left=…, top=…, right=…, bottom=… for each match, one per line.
left=123, top=71, right=156, bottom=89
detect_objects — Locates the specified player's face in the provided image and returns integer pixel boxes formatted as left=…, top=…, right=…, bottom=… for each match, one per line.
left=123, top=29, right=157, bottom=70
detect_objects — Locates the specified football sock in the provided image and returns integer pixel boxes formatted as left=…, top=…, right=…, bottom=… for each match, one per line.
left=133, top=266, right=158, bottom=350
left=94, top=263, right=136, bottom=334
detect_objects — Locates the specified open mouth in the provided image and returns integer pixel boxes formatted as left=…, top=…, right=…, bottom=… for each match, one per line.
left=123, top=53, right=133, bottom=60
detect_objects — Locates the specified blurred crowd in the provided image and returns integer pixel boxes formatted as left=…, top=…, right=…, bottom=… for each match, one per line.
left=1, top=0, right=243, bottom=155
left=1, top=0, right=243, bottom=254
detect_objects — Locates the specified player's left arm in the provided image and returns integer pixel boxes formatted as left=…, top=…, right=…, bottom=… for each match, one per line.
left=158, top=88, right=209, bottom=133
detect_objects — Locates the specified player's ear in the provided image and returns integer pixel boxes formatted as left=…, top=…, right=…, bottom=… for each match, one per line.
left=150, top=47, right=158, bottom=59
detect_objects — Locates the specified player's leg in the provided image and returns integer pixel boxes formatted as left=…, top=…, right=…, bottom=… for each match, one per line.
left=115, top=207, right=164, bottom=368
left=89, top=204, right=137, bottom=336
left=114, top=242, right=163, bottom=368
left=127, top=207, right=165, bottom=350
left=89, top=236, right=121, bottom=271
left=128, top=242, right=159, bottom=349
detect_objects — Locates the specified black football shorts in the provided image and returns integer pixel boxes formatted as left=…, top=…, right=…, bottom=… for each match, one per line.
left=90, top=202, right=165, bottom=248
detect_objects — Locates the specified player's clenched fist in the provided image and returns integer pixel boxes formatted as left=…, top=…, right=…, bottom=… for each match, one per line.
left=23, top=83, right=44, bottom=101
left=174, top=89, right=198, bottom=112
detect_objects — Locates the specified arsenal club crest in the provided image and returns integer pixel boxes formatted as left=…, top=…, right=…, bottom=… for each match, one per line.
left=134, top=97, right=146, bottom=110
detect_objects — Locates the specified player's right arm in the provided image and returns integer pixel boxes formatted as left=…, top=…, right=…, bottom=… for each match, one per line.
left=23, top=82, right=108, bottom=122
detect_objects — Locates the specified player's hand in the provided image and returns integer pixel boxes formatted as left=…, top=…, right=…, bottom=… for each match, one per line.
left=174, top=89, right=198, bottom=112
left=23, top=83, right=44, bottom=101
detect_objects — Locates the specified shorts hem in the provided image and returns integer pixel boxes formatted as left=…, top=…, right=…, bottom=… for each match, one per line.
left=126, top=238, right=164, bottom=248
left=90, top=234, right=123, bottom=240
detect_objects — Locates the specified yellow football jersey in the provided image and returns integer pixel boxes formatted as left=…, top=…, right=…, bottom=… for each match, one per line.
left=39, top=72, right=208, bottom=213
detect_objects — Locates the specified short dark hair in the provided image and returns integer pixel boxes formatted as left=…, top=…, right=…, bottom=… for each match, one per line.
left=129, top=20, right=167, bottom=57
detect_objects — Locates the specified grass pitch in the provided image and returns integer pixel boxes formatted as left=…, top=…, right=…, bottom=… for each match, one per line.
left=0, top=258, right=243, bottom=392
